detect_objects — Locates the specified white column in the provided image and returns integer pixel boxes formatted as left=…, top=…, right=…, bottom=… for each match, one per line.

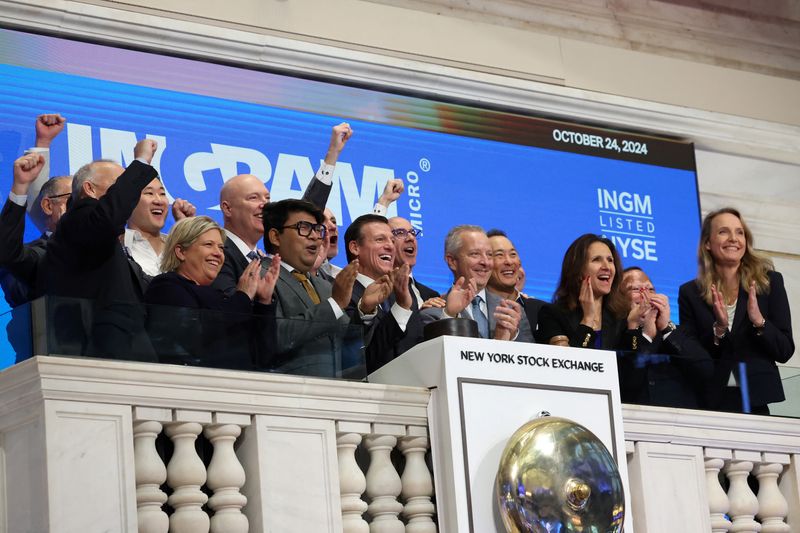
left=755, top=454, right=791, bottom=533
left=364, top=425, right=405, bottom=533
left=724, top=453, right=760, bottom=533
left=778, top=453, right=800, bottom=530
left=705, top=457, right=732, bottom=533
left=165, top=411, right=211, bottom=533
left=337, top=421, right=370, bottom=533
left=398, top=428, right=436, bottom=533
left=133, top=407, right=171, bottom=533
left=204, top=412, right=251, bottom=533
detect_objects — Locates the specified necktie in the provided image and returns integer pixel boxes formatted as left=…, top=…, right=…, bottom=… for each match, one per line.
left=471, top=295, right=489, bottom=338
left=292, top=271, right=321, bottom=305
left=246, top=250, right=260, bottom=262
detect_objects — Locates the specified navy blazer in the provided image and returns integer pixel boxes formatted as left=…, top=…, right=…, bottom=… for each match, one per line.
left=678, top=271, right=794, bottom=409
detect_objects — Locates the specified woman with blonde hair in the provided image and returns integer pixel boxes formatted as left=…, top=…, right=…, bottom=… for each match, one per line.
left=145, top=216, right=280, bottom=369
left=678, top=207, right=793, bottom=414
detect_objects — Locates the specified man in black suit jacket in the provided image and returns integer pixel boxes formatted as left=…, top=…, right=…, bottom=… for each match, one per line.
left=212, top=123, right=353, bottom=296
left=344, top=214, right=425, bottom=372
left=45, top=140, right=159, bottom=360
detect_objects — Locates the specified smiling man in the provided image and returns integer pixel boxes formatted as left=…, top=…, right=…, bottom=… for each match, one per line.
left=422, top=225, right=523, bottom=341
left=125, top=178, right=195, bottom=277
left=486, top=229, right=542, bottom=343
left=388, top=216, right=440, bottom=309
left=343, top=214, right=424, bottom=372
left=212, top=123, right=352, bottom=296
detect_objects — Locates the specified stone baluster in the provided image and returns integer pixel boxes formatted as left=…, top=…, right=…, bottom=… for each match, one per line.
left=755, top=453, right=791, bottom=533
left=133, top=407, right=171, bottom=533
left=337, top=421, right=370, bottom=533
left=705, top=456, right=732, bottom=533
left=724, top=452, right=760, bottom=533
left=165, top=410, right=212, bottom=533
left=364, top=424, right=405, bottom=533
left=399, top=428, right=436, bottom=533
left=204, top=413, right=251, bottom=533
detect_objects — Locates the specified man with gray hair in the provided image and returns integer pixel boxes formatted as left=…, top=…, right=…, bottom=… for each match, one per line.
left=45, top=139, right=160, bottom=360
left=422, top=224, right=525, bottom=341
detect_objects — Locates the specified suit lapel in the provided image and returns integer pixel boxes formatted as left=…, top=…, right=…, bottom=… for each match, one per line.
left=279, top=268, right=314, bottom=307
left=731, top=285, right=749, bottom=334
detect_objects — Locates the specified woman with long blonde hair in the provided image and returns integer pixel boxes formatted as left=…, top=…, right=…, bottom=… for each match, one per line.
left=678, top=207, right=793, bottom=414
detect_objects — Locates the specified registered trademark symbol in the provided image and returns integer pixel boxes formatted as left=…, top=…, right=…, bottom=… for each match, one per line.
left=419, top=158, right=431, bottom=172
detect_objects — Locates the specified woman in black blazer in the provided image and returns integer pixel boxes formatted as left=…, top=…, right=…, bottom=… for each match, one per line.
left=145, top=216, right=280, bottom=369
left=678, top=207, right=794, bottom=414
left=537, top=234, right=637, bottom=351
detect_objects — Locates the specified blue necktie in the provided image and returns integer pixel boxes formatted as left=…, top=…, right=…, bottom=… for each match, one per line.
left=471, top=295, right=489, bottom=338
left=246, top=250, right=259, bottom=262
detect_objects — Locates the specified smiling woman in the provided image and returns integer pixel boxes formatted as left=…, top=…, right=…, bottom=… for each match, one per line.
left=678, top=207, right=795, bottom=414
left=536, top=233, right=635, bottom=350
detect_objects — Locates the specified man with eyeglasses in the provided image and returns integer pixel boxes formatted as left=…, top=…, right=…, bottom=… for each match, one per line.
left=0, top=114, right=70, bottom=307
left=388, top=216, right=441, bottom=310
left=263, top=199, right=361, bottom=376
left=213, top=123, right=353, bottom=296
left=618, top=266, right=713, bottom=407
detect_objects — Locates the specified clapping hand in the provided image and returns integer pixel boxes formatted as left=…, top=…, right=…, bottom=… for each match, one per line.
left=444, top=276, right=477, bottom=317
left=493, top=299, right=522, bottom=341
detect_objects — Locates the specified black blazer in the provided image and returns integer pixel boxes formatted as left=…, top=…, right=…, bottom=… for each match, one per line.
left=521, top=296, right=546, bottom=343
left=537, top=303, right=635, bottom=350
left=348, top=279, right=424, bottom=374
left=44, top=160, right=159, bottom=360
left=0, top=199, right=48, bottom=306
left=145, top=271, right=276, bottom=370
left=678, top=271, right=794, bottom=409
left=617, top=326, right=714, bottom=409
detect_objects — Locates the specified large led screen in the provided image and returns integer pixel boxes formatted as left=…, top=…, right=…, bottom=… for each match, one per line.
left=0, top=28, right=700, bottom=368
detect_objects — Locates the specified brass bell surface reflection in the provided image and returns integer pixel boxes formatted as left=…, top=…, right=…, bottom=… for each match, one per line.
left=495, top=415, right=625, bottom=532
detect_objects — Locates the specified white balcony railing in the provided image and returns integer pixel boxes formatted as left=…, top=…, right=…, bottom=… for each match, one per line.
left=0, top=355, right=799, bottom=532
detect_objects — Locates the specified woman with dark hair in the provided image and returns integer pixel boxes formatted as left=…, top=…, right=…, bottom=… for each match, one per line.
left=679, top=207, right=794, bottom=414
left=537, top=233, right=636, bottom=350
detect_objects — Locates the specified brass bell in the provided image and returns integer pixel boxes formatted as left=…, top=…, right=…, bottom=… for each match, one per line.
left=495, top=414, right=625, bottom=532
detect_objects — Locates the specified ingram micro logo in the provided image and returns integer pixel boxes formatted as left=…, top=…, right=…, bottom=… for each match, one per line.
left=597, top=188, right=657, bottom=261
left=64, top=123, right=404, bottom=226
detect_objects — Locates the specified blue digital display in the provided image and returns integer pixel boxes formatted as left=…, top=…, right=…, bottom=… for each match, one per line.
left=0, top=30, right=700, bottom=368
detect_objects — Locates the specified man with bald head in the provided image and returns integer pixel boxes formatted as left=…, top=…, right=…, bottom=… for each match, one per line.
left=45, top=140, right=160, bottom=360
left=388, top=216, right=440, bottom=310
left=213, top=123, right=353, bottom=296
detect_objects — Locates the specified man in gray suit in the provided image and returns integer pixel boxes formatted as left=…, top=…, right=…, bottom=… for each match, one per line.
left=422, top=225, right=527, bottom=341
left=263, top=198, right=359, bottom=377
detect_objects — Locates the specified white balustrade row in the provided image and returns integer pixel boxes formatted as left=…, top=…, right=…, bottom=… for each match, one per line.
left=622, top=404, right=800, bottom=533
left=130, top=407, right=436, bottom=533
left=703, top=449, right=792, bottom=533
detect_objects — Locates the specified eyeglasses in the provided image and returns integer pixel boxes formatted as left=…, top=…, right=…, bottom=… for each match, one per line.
left=391, top=228, right=421, bottom=239
left=627, top=285, right=655, bottom=293
left=47, top=192, right=71, bottom=201
left=280, top=221, right=327, bottom=238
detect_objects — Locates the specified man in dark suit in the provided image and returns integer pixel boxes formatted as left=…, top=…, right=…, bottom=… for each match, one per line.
left=421, top=225, right=525, bottom=342
left=343, top=214, right=428, bottom=372
left=0, top=113, right=68, bottom=307
left=388, top=216, right=440, bottom=309
left=263, top=199, right=359, bottom=377
left=486, top=229, right=541, bottom=343
left=212, top=122, right=353, bottom=296
left=45, top=140, right=159, bottom=360
left=0, top=171, right=71, bottom=307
